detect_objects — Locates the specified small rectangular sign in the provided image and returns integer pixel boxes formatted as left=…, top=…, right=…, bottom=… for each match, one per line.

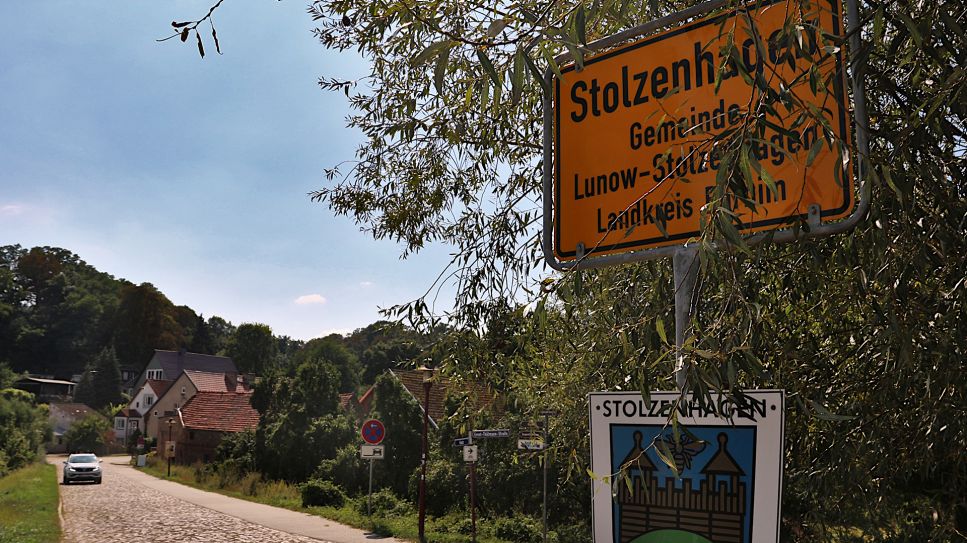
left=463, top=445, right=479, bottom=462
left=517, top=439, right=545, bottom=451
left=453, top=437, right=472, bottom=447
left=360, top=445, right=385, bottom=460
left=589, top=390, right=784, bottom=543
left=471, top=429, right=510, bottom=439
left=164, top=441, right=176, bottom=459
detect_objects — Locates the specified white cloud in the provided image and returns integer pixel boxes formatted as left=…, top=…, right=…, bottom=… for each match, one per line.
left=0, top=204, right=25, bottom=216
left=294, top=294, right=327, bottom=305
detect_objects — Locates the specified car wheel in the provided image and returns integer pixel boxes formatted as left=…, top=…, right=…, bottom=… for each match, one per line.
left=62, top=478, right=68, bottom=485
left=95, top=479, right=102, bottom=485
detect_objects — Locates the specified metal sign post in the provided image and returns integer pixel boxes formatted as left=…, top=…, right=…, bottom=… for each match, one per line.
left=360, top=443, right=385, bottom=516
left=469, top=459, right=477, bottom=543
left=673, top=247, right=700, bottom=389
left=462, top=434, right=478, bottom=543
left=539, top=410, right=558, bottom=543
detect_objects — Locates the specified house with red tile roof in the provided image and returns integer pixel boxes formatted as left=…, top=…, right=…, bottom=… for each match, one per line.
left=145, top=370, right=252, bottom=441
left=171, top=391, right=259, bottom=464
left=389, top=369, right=500, bottom=428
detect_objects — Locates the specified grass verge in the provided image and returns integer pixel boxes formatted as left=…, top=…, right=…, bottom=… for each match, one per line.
left=137, top=455, right=528, bottom=543
left=0, top=463, right=61, bottom=543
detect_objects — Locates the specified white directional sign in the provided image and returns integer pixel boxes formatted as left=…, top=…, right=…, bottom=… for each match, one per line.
left=471, top=429, right=510, bottom=439
left=517, top=439, right=545, bottom=451
left=360, top=445, right=385, bottom=460
left=590, top=390, right=785, bottom=543
left=463, top=445, right=479, bottom=462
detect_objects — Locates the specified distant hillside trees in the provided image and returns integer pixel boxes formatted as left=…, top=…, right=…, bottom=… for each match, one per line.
left=112, top=282, right=186, bottom=370
left=0, top=245, right=239, bottom=379
left=226, top=323, right=277, bottom=374
left=72, top=347, right=123, bottom=410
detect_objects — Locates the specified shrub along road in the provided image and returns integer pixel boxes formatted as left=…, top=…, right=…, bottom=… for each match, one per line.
left=51, top=455, right=404, bottom=543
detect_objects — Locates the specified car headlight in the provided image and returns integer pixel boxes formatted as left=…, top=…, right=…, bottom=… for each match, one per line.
left=93, top=466, right=101, bottom=472
left=66, top=466, right=76, bottom=472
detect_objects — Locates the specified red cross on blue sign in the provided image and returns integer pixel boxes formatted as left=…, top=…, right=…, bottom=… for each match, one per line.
left=361, top=419, right=385, bottom=445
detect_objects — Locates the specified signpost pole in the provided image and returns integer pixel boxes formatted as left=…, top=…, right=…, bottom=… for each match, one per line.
left=470, top=460, right=477, bottom=543
left=673, top=247, right=699, bottom=390
left=542, top=411, right=550, bottom=543
left=368, top=458, right=374, bottom=516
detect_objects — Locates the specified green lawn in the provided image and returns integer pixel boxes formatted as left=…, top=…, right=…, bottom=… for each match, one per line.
left=0, top=463, right=61, bottom=543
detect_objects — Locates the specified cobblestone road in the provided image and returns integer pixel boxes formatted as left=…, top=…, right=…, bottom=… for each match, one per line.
left=55, top=457, right=327, bottom=543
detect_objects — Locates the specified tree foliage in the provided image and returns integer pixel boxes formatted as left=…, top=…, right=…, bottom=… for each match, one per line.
left=251, top=355, right=355, bottom=481
left=0, top=390, right=49, bottom=475
left=227, top=323, right=278, bottom=374
left=63, top=413, right=111, bottom=455
left=72, top=347, right=123, bottom=410
left=0, top=245, right=248, bottom=381
left=291, top=334, right=362, bottom=392
left=161, top=0, right=965, bottom=536
left=370, top=372, right=424, bottom=497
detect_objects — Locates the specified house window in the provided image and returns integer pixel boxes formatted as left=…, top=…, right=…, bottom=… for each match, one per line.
left=115, top=419, right=126, bottom=430
left=131, top=420, right=139, bottom=429
left=144, top=395, right=154, bottom=406
left=147, top=369, right=163, bottom=380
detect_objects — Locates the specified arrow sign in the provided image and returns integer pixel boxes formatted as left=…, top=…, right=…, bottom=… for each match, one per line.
left=463, top=445, right=479, bottom=462
left=453, top=437, right=472, bottom=447
left=518, top=439, right=545, bottom=451
left=471, top=429, right=510, bottom=439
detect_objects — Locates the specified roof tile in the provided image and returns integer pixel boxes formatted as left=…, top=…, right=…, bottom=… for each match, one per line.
left=179, top=392, right=259, bottom=433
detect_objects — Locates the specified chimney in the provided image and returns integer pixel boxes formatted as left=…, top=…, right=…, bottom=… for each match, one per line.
left=225, top=373, right=238, bottom=392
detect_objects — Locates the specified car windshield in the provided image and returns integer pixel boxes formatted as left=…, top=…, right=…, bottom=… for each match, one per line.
left=69, top=455, right=97, bottom=463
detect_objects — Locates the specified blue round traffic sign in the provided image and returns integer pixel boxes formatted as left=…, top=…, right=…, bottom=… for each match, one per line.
left=361, top=419, right=386, bottom=445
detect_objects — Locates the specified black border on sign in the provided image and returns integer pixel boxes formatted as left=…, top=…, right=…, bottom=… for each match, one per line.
left=588, top=391, right=785, bottom=543
left=553, top=0, right=853, bottom=260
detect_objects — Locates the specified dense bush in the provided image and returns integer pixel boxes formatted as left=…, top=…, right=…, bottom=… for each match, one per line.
left=353, top=488, right=412, bottom=517
left=553, top=523, right=592, bottom=543
left=493, top=515, right=541, bottom=543
left=300, top=479, right=346, bottom=507
left=63, top=413, right=111, bottom=454
left=408, top=455, right=463, bottom=516
left=314, top=443, right=366, bottom=495
left=214, top=429, right=257, bottom=474
left=0, top=391, right=49, bottom=475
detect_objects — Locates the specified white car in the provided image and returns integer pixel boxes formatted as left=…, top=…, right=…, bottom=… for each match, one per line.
left=62, top=453, right=102, bottom=484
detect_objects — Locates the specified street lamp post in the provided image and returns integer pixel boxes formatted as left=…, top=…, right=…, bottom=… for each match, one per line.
left=417, top=364, right=434, bottom=543
left=166, top=418, right=174, bottom=477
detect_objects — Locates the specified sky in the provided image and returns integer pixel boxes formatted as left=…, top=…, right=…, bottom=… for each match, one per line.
left=0, top=1, right=455, bottom=340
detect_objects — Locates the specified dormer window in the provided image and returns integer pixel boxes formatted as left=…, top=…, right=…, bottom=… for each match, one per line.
left=146, top=369, right=163, bottom=380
